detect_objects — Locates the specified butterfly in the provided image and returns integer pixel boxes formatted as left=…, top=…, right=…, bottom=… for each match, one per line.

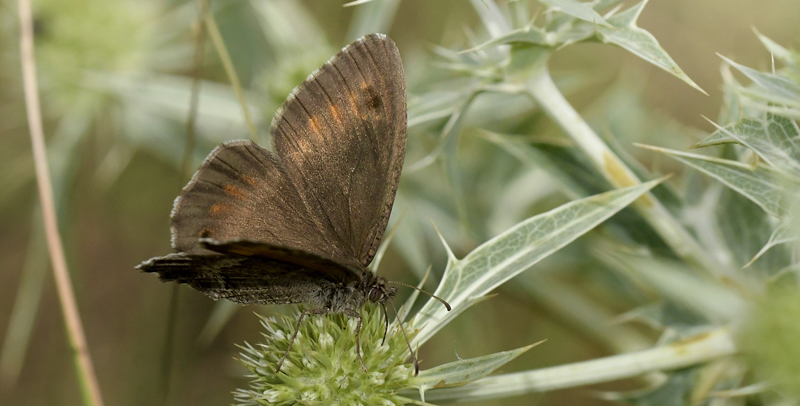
left=136, top=33, right=449, bottom=376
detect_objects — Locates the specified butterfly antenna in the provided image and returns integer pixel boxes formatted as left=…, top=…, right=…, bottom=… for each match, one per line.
left=387, top=299, right=420, bottom=376
left=387, top=281, right=452, bottom=311
left=380, top=302, right=389, bottom=346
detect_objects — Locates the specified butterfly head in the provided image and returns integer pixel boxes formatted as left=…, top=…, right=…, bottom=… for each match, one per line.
left=363, top=274, right=397, bottom=305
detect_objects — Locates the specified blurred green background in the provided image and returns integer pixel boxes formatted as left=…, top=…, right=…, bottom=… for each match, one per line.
left=0, top=0, right=798, bottom=405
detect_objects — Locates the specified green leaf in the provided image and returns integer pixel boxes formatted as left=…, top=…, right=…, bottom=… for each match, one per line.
left=250, top=0, right=326, bottom=54
left=733, top=85, right=800, bottom=118
left=516, top=276, right=653, bottom=353
left=92, top=73, right=263, bottom=155
left=465, top=26, right=555, bottom=51
left=641, top=145, right=796, bottom=218
left=596, top=0, right=705, bottom=94
left=719, top=65, right=745, bottom=124
left=410, top=342, right=542, bottom=390
left=716, top=188, right=788, bottom=274
left=591, top=0, right=625, bottom=12
left=411, top=179, right=662, bottom=346
left=407, top=90, right=482, bottom=172
left=408, top=91, right=468, bottom=128
left=197, top=301, right=239, bottom=347
left=412, top=329, right=736, bottom=403
left=387, top=193, right=446, bottom=280
left=615, top=301, right=709, bottom=332
left=478, top=130, right=586, bottom=199
left=754, top=29, right=796, bottom=68
left=693, top=119, right=750, bottom=148
left=747, top=222, right=798, bottom=268
left=720, top=54, right=800, bottom=101
left=345, top=0, right=400, bottom=41
left=398, top=268, right=433, bottom=322
left=469, top=0, right=512, bottom=38
left=539, top=0, right=611, bottom=26
left=0, top=212, right=48, bottom=384
left=600, top=369, right=696, bottom=406
left=597, top=250, right=746, bottom=323
left=705, top=115, right=800, bottom=178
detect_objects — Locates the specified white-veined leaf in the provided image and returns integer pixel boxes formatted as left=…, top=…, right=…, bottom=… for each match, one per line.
left=719, top=54, right=800, bottom=101
left=592, top=0, right=625, bottom=11
left=703, top=115, right=800, bottom=178
left=596, top=0, right=705, bottom=94
left=410, top=328, right=735, bottom=403
left=746, top=222, right=798, bottom=268
left=411, top=179, right=662, bottom=346
left=464, top=26, right=556, bottom=51
left=732, top=82, right=800, bottom=115
left=410, top=342, right=543, bottom=392
left=346, top=0, right=400, bottom=41
left=693, top=118, right=753, bottom=148
left=641, top=144, right=796, bottom=218
left=540, top=0, right=611, bottom=26
left=596, top=250, right=747, bottom=323
left=469, top=0, right=512, bottom=38
left=716, top=188, right=790, bottom=273
left=754, top=30, right=796, bottom=68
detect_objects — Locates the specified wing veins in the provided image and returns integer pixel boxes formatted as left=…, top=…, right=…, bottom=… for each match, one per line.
left=281, top=94, right=352, bottom=254
left=310, top=76, right=358, bottom=252
left=342, top=45, right=392, bottom=263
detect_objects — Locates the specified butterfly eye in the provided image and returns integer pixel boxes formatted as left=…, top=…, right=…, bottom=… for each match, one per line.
left=368, top=287, right=382, bottom=302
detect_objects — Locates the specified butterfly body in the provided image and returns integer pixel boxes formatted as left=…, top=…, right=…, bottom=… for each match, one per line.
left=138, top=243, right=397, bottom=312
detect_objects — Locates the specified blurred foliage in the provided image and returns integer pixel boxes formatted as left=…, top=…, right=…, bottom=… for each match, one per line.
left=1, top=0, right=800, bottom=405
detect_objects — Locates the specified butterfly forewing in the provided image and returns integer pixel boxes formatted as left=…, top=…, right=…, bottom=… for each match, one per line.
left=271, top=34, right=406, bottom=268
left=169, top=34, right=406, bottom=274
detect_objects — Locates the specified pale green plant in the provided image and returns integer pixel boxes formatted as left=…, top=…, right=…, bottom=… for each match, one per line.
left=235, top=180, right=659, bottom=405
left=6, top=0, right=800, bottom=404
left=230, top=0, right=800, bottom=404
left=641, top=30, right=800, bottom=400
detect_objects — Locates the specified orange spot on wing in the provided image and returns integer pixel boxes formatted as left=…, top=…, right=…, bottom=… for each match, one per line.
left=308, top=117, right=322, bottom=134
left=209, top=202, right=230, bottom=217
left=198, top=227, right=214, bottom=238
left=239, top=174, right=257, bottom=187
left=330, top=104, right=341, bottom=122
left=223, top=184, right=247, bottom=199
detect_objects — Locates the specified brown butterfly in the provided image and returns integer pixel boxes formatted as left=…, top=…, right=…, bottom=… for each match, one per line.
left=137, top=33, right=449, bottom=376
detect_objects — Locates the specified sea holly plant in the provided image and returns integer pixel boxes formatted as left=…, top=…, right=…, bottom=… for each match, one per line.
left=9, top=0, right=799, bottom=403
left=232, top=0, right=780, bottom=403
left=638, top=34, right=800, bottom=398
left=407, top=0, right=719, bottom=274
left=234, top=180, right=660, bottom=405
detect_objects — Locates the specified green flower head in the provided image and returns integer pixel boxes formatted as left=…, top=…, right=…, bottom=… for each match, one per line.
left=235, top=305, right=417, bottom=406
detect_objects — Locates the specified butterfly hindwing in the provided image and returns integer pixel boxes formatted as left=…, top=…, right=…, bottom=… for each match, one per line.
left=136, top=252, right=339, bottom=305
left=199, top=239, right=359, bottom=283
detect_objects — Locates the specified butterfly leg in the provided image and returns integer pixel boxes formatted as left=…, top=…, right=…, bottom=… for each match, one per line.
left=276, top=308, right=330, bottom=373
left=380, top=302, right=389, bottom=346
left=346, top=309, right=368, bottom=372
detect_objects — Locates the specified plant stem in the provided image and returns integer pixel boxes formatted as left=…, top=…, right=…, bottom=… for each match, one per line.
left=204, top=9, right=258, bottom=142
left=0, top=211, right=47, bottom=386
left=525, top=58, right=726, bottom=279
left=417, top=328, right=736, bottom=403
left=182, top=0, right=209, bottom=183
left=17, top=0, right=105, bottom=404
